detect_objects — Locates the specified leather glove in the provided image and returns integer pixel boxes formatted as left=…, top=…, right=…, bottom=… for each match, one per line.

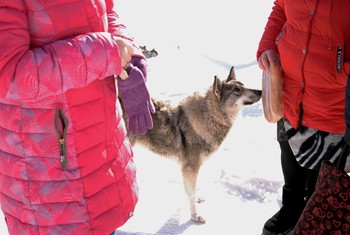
left=117, top=60, right=155, bottom=135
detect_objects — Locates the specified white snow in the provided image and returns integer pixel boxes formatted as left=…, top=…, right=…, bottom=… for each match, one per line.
left=0, top=0, right=283, bottom=234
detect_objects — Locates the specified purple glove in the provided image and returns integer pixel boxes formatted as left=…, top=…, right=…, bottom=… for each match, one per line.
left=117, top=62, right=155, bottom=135
left=129, top=56, right=148, bottom=81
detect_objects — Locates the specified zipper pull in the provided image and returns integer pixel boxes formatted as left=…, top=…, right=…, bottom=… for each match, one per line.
left=59, top=138, right=67, bottom=168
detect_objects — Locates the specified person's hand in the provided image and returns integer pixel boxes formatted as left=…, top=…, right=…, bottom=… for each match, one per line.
left=115, top=37, right=134, bottom=80
left=258, top=49, right=280, bottom=72
left=117, top=62, right=155, bottom=135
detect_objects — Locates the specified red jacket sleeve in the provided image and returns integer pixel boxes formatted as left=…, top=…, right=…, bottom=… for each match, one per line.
left=106, top=0, right=133, bottom=41
left=106, top=0, right=145, bottom=57
left=256, top=0, right=286, bottom=60
left=0, top=1, right=121, bottom=103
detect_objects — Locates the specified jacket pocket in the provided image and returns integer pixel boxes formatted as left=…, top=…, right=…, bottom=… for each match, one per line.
left=55, top=109, right=68, bottom=168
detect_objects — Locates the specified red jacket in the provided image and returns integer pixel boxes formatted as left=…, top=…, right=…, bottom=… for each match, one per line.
left=0, top=1, right=138, bottom=234
left=257, top=0, right=350, bottom=134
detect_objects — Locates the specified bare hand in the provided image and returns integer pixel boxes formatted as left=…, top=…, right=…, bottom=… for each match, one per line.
left=115, top=38, right=134, bottom=80
left=119, top=69, right=129, bottom=80
left=258, top=49, right=280, bottom=72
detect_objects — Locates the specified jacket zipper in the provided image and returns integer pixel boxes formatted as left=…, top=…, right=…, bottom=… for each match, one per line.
left=55, top=109, right=68, bottom=168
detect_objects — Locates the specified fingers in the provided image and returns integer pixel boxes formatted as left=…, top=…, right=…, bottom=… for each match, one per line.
left=127, top=109, right=154, bottom=135
left=149, top=101, right=155, bottom=113
left=119, top=69, right=129, bottom=80
left=138, top=116, right=147, bottom=135
left=115, top=38, right=134, bottom=69
left=126, top=42, right=134, bottom=55
left=258, top=54, right=269, bottom=71
left=144, top=111, right=153, bottom=130
left=267, top=51, right=280, bottom=67
left=129, top=116, right=138, bottom=135
left=258, top=49, right=280, bottom=71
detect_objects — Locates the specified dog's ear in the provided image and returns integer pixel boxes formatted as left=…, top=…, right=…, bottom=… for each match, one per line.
left=226, top=66, right=236, bottom=82
left=213, top=75, right=222, bottom=100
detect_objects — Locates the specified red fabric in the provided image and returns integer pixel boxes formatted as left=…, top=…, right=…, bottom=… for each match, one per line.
left=257, top=0, right=350, bottom=134
left=0, top=0, right=138, bottom=234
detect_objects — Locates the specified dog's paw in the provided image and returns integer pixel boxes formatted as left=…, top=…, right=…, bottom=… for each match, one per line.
left=191, top=214, right=206, bottom=224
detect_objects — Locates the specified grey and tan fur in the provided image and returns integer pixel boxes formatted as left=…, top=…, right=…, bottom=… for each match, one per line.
left=125, top=66, right=262, bottom=223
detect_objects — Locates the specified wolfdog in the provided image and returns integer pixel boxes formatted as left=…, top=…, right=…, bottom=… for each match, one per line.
left=125, top=66, right=262, bottom=223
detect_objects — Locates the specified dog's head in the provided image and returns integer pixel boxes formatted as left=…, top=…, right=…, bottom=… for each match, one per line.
left=212, top=66, right=262, bottom=113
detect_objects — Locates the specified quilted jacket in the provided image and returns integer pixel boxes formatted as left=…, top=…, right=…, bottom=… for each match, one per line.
left=257, top=0, right=350, bottom=134
left=0, top=0, right=138, bottom=234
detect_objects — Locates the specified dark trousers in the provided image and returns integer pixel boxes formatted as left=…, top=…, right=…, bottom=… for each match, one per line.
left=279, top=140, right=319, bottom=203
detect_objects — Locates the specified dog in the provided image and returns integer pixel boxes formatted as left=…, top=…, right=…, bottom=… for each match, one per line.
left=125, top=66, right=262, bottom=223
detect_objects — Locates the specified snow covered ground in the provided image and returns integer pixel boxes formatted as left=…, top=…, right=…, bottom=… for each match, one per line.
left=0, top=0, right=282, bottom=234
left=113, top=1, right=282, bottom=234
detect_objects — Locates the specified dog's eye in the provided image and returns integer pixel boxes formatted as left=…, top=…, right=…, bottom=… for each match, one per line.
left=233, top=87, right=241, bottom=93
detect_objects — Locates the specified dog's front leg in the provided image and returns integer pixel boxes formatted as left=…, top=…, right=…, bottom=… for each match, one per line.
left=181, top=166, right=206, bottom=224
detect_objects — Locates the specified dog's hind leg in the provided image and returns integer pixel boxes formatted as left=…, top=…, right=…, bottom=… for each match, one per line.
left=181, top=166, right=206, bottom=224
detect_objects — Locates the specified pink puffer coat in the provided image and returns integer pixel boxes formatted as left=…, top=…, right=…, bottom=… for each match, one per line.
left=0, top=0, right=138, bottom=234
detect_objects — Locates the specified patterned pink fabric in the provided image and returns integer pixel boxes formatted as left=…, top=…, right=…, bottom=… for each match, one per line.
left=0, top=1, right=138, bottom=234
left=293, top=160, right=350, bottom=235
